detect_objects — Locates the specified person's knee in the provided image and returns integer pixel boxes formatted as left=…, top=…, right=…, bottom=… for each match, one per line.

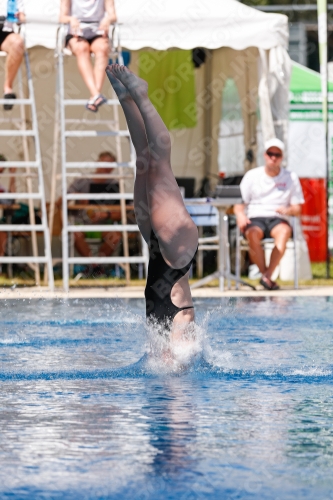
left=74, top=232, right=85, bottom=241
left=136, top=152, right=150, bottom=173
left=6, top=34, right=24, bottom=56
left=273, top=224, right=292, bottom=246
left=245, top=227, right=263, bottom=243
left=91, top=39, right=109, bottom=57
left=284, top=225, right=292, bottom=238
left=72, top=42, right=90, bottom=57
left=148, top=157, right=172, bottom=176
left=95, top=44, right=109, bottom=58
left=156, top=130, right=171, bottom=153
left=148, top=157, right=159, bottom=171
left=113, top=232, right=122, bottom=245
left=103, top=232, right=121, bottom=246
left=15, top=36, right=24, bottom=52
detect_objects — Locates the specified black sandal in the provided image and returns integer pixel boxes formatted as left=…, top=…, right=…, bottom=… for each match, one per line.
left=260, top=276, right=280, bottom=291
left=3, top=93, right=16, bottom=111
left=85, top=94, right=107, bottom=113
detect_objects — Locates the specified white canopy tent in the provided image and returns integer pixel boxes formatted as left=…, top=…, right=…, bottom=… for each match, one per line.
left=0, top=0, right=291, bottom=197
left=23, top=0, right=288, bottom=51
left=1, top=0, right=309, bottom=281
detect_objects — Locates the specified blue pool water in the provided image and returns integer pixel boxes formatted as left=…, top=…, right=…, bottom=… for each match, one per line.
left=0, top=297, right=333, bottom=499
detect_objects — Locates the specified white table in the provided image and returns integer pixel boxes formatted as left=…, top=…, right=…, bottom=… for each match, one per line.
left=185, top=198, right=255, bottom=291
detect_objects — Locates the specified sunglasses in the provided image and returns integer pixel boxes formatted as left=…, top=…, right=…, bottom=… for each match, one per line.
left=266, top=151, right=282, bottom=158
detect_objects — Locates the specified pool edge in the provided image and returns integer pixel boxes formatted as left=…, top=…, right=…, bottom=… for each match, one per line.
left=0, top=286, right=332, bottom=299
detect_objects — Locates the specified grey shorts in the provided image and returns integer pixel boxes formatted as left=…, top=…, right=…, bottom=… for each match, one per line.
left=245, top=217, right=291, bottom=239
left=65, top=33, right=104, bottom=48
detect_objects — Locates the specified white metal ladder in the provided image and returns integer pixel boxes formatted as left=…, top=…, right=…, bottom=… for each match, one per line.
left=51, top=23, right=148, bottom=292
left=0, top=33, right=54, bottom=289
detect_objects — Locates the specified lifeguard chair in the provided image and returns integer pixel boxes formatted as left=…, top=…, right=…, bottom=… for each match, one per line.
left=0, top=25, right=54, bottom=289
left=49, top=23, right=148, bottom=291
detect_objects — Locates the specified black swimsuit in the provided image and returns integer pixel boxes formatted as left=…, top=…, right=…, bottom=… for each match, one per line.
left=145, top=230, right=197, bottom=327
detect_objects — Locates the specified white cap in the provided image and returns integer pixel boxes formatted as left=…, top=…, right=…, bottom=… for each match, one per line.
left=264, top=138, right=285, bottom=153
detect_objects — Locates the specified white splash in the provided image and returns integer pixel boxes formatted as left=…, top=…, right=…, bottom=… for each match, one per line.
left=144, top=318, right=205, bottom=374
left=291, top=367, right=332, bottom=377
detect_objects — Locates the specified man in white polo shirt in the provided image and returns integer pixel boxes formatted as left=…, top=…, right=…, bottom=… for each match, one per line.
left=234, top=138, right=304, bottom=290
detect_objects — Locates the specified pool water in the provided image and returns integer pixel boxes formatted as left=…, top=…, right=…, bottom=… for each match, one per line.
left=0, top=297, right=333, bottom=499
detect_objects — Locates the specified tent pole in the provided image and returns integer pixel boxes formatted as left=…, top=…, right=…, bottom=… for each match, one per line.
left=325, top=74, right=330, bottom=279
left=204, top=49, right=213, bottom=178
left=318, top=0, right=330, bottom=278
left=325, top=5, right=330, bottom=279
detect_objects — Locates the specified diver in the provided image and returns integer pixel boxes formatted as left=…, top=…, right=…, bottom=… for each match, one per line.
left=105, top=64, right=198, bottom=344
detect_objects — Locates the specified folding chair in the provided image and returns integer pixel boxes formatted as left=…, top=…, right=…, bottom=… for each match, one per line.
left=235, top=216, right=298, bottom=289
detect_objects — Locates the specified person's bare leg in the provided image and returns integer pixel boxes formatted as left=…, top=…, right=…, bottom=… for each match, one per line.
left=74, top=232, right=92, bottom=257
left=245, top=226, right=266, bottom=275
left=69, top=38, right=99, bottom=98
left=109, top=64, right=198, bottom=268
left=106, top=67, right=152, bottom=241
left=1, top=34, right=24, bottom=94
left=0, top=232, right=6, bottom=276
left=265, top=223, right=292, bottom=279
left=90, top=37, right=109, bottom=93
left=99, top=231, right=121, bottom=256
left=0, top=232, right=7, bottom=257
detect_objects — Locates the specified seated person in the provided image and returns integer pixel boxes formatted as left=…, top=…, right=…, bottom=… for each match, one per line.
left=234, top=138, right=304, bottom=290
left=0, top=0, right=25, bottom=110
left=64, top=150, right=122, bottom=276
left=59, top=0, right=117, bottom=112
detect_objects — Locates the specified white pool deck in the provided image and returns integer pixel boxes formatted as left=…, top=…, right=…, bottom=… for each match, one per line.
left=0, top=286, right=332, bottom=299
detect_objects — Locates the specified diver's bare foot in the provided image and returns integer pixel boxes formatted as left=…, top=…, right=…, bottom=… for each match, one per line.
left=105, top=65, right=131, bottom=102
left=109, top=64, right=148, bottom=102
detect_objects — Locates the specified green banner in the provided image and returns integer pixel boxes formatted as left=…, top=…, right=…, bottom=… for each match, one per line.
left=138, top=50, right=197, bottom=130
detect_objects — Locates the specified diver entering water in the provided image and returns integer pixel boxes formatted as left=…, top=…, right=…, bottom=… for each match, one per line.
left=105, top=64, right=198, bottom=342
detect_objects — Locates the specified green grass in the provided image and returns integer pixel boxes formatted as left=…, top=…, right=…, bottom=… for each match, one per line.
left=311, top=262, right=333, bottom=279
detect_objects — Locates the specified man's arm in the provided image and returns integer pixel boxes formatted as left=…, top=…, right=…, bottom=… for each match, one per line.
left=276, top=174, right=304, bottom=218
left=234, top=171, right=252, bottom=233
left=234, top=204, right=251, bottom=233
left=277, top=173, right=304, bottom=218
left=276, top=204, right=302, bottom=217
left=99, top=0, right=117, bottom=34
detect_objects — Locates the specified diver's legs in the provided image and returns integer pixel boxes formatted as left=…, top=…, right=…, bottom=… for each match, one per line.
left=109, top=64, right=198, bottom=269
left=106, top=67, right=151, bottom=242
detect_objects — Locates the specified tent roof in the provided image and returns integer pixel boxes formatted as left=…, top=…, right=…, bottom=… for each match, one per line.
left=24, top=0, right=289, bottom=51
